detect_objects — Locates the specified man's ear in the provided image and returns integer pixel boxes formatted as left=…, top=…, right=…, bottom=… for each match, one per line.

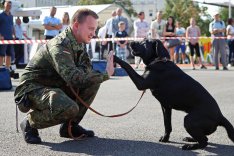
left=72, top=22, right=79, bottom=31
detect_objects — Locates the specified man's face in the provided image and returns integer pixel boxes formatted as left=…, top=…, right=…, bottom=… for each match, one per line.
left=157, top=12, right=162, bottom=20
left=4, top=1, right=12, bottom=11
left=139, top=13, right=145, bottom=20
left=190, top=18, right=195, bottom=25
left=50, top=8, right=57, bottom=17
left=116, top=8, right=122, bottom=16
left=214, top=14, right=220, bottom=20
left=16, top=18, right=21, bottom=25
left=73, top=15, right=97, bottom=44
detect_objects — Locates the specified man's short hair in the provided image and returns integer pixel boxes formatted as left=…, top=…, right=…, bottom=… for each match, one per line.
left=138, top=11, right=144, bottom=16
left=51, top=6, right=57, bottom=10
left=71, top=8, right=99, bottom=24
left=2, top=0, right=11, bottom=5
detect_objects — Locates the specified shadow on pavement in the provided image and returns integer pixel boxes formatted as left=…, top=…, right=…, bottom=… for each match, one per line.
left=41, top=137, right=198, bottom=156
left=205, top=142, right=234, bottom=155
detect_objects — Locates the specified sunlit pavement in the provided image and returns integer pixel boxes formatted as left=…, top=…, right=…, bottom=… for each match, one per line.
left=0, top=66, right=234, bottom=156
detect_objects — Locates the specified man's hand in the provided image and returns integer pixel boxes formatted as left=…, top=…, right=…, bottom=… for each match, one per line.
left=106, top=51, right=115, bottom=76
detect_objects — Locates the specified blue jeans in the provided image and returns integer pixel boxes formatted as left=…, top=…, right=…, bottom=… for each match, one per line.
left=116, top=46, right=126, bottom=61
left=227, top=39, right=234, bottom=63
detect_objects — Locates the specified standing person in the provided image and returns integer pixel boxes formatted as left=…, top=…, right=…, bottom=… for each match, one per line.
left=97, top=24, right=107, bottom=60
left=0, top=1, right=15, bottom=70
left=133, top=11, right=149, bottom=69
left=186, top=18, right=206, bottom=70
left=163, top=16, right=176, bottom=62
left=175, top=21, right=186, bottom=64
left=209, top=12, right=228, bottom=70
left=105, top=10, right=116, bottom=52
left=112, top=8, right=129, bottom=35
left=15, top=8, right=114, bottom=144
left=60, top=12, right=70, bottom=32
left=226, top=18, right=234, bottom=67
left=150, top=11, right=166, bottom=39
left=43, top=6, right=62, bottom=39
left=115, top=21, right=128, bottom=61
left=14, top=17, right=29, bottom=68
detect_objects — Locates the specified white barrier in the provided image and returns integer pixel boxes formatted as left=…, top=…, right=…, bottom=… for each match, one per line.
left=1, top=36, right=234, bottom=45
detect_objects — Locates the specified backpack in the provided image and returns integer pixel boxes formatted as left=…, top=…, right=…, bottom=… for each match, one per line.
left=0, top=67, right=12, bottom=90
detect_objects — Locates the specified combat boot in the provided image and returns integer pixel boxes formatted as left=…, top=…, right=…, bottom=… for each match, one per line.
left=59, top=121, right=94, bottom=138
left=20, top=118, right=42, bottom=144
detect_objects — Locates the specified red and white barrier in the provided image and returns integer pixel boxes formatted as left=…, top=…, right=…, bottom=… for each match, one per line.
left=0, top=39, right=47, bottom=45
left=0, top=36, right=233, bottom=45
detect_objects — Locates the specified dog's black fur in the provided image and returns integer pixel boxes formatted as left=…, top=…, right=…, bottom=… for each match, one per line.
left=113, top=39, right=234, bottom=150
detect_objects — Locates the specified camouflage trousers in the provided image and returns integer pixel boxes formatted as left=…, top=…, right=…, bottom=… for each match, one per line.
left=26, top=84, right=100, bottom=129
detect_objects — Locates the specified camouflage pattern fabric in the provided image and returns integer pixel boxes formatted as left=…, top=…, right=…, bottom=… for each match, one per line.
left=27, top=84, right=100, bottom=129
left=14, top=26, right=109, bottom=129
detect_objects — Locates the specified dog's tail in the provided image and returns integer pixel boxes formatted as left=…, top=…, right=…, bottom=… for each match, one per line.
left=219, top=116, right=234, bottom=142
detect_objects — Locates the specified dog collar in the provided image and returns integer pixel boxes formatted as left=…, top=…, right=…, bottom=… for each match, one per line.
left=151, top=57, right=170, bottom=64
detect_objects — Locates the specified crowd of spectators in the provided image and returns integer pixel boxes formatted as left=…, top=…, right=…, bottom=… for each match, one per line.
left=95, top=9, right=234, bottom=70
left=1, top=5, right=234, bottom=72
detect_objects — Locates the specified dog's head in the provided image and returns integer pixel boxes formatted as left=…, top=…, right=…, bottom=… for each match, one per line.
left=130, top=39, right=170, bottom=65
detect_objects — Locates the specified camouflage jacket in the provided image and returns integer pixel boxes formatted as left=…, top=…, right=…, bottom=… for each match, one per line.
left=14, top=26, right=109, bottom=98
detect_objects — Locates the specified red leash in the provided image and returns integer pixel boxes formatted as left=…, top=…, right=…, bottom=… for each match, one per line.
left=69, top=85, right=146, bottom=140
left=69, top=86, right=145, bottom=117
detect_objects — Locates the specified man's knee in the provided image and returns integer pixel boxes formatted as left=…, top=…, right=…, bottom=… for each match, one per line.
left=30, top=88, right=80, bottom=118
left=49, top=88, right=79, bottom=116
left=63, top=104, right=79, bottom=119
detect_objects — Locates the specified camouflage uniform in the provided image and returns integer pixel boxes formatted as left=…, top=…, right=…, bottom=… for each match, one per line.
left=14, top=27, right=109, bottom=129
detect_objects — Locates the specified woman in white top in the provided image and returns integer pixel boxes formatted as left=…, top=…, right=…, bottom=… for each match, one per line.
left=226, top=18, right=234, bottom=66
left=61, top=12, right=70, bottom=32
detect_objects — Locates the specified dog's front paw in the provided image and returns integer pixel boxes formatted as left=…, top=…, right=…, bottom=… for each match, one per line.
left=182, top=144, right=193, bottom=150
left=182, top=142, right=208, bottom=150
left=183, top=137, right=197, bottom=142
left=159, top=135, right=169, bottom=142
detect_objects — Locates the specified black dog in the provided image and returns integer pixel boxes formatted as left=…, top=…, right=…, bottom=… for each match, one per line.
left=113, top=39, right=234, bottom=150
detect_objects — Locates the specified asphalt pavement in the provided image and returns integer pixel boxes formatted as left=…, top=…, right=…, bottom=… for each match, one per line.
left=0, top=65, right=234, bottom=156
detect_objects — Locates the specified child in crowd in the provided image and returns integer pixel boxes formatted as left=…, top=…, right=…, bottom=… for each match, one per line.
left=115, top=21, right=128, bottom=61
left=175, top=21, right=186, bottom=64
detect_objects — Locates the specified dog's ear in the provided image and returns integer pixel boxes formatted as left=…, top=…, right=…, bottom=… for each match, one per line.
left=154, top=39, right=170, bottom=59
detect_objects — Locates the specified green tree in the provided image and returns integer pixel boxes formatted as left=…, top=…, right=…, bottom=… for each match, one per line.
left=0, top=2, right=3, bottom=9
left=163, top=0, right=212, bottom=36
left=219, top=7, right=234, bottom=24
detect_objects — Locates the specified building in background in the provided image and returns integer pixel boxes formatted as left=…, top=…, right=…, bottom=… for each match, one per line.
left=17, top=0, right=77, bottom=7
left=131, top=0, right=165, bottom=23
left=27, top=4, right=132, bottom=39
